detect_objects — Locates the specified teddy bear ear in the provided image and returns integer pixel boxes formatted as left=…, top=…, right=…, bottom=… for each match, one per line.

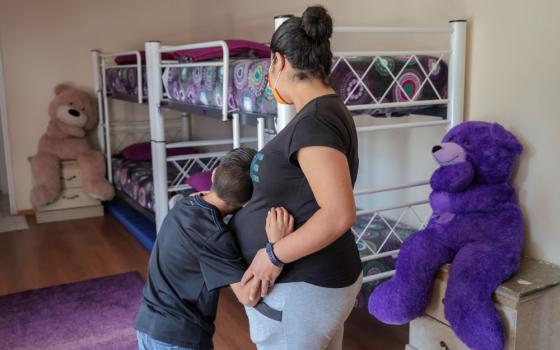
left=491, top=123, right=523, bottom=155
left=54, top=84, right=72, bottom=95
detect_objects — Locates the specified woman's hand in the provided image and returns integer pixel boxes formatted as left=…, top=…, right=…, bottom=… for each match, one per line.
left=241, top=248, right=282, bottom=299
left=266, top=207, right=294, bottom=243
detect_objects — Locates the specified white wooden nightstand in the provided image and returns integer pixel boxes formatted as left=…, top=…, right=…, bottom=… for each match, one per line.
left=35, top=161, right=104, bottom=223
left=407, top=259, right=560, bottom=350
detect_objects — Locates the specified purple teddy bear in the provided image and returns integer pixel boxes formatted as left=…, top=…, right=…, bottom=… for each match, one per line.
left=369, top=121, right=524, bottom=350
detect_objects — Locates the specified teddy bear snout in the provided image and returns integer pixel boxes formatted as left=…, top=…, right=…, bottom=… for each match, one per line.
left=68, top=109, right=80, bottom=117
left=432, top=142, right=466, bottom=166
left=56, top=105, right=87, bottom=128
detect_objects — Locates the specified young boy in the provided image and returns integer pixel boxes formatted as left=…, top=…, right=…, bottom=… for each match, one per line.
left=135, top=148, right=293, bottom=350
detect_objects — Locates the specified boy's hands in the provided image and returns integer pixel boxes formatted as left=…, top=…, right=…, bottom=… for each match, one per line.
left=265, top=207, right=294, bottom=243
left=241, top=208, right=294, bottom=300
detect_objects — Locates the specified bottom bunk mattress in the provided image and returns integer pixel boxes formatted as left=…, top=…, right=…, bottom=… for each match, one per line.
left=352, top=212, right=417, bottom=308
left=112, top=157, right=206, bottom=212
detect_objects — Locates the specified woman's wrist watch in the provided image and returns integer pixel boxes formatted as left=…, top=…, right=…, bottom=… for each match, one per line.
left=265, top=242, right=285, bottom=268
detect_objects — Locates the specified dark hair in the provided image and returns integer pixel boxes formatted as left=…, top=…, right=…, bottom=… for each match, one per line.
left=212, top=147, right=257, bottom=208
left=270, top=6, right=333, bottom=84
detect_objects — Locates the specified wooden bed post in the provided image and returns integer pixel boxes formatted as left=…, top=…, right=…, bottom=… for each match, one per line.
left=146, top=41, right=169, bottom=232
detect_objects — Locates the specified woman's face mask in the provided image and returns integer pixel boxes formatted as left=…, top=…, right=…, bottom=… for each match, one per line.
left=268, top=58, right=293, bottom=105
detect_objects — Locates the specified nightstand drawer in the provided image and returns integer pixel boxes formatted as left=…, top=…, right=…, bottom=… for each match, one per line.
left=410, top=316, right=469, bottom=350
left=39, top=188, right=99, bottom=211
left=60, top=162, right=82, bottom=189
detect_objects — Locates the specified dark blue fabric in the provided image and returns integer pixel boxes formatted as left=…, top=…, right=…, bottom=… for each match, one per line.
left=105, top=199, right=156, bottom=251
left=135, top=195, right=245, bottom=349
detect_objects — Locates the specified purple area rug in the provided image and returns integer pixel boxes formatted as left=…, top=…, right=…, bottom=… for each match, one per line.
left=0, top=272, right=144, bottom=350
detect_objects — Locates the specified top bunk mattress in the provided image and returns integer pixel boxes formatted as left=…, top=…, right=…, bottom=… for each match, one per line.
left=105, top=55, right=447, bottom=117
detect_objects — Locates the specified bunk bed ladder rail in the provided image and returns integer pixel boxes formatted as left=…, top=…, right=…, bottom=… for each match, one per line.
left=92, top=49, right=143, bottom=183
left=166, top=137, right=258, bottom=193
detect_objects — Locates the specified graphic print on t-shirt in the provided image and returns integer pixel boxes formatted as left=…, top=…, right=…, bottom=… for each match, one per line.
left=250, top=153, right=264, bottom=183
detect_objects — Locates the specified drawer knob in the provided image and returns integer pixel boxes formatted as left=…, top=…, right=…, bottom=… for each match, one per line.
left=440, top=341, right=450, bottom=350
left=62, top=194, right=79, bottom=200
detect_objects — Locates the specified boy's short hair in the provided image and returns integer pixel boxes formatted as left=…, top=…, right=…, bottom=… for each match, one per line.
left=212, top=147, right=257, bottom=208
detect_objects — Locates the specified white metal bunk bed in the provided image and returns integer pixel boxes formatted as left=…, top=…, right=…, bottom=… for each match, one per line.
left=91, top=42, right=264, bottom=222
left=331, top=20, right=466, bottom=285
left=92, top=17, right=466, bottom=289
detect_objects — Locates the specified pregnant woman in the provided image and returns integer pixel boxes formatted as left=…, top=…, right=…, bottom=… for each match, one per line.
left=230, top=6, right=362, bottom=350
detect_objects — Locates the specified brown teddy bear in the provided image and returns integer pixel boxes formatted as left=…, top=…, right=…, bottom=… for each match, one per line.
left=30, top=84, right=114, bottom=208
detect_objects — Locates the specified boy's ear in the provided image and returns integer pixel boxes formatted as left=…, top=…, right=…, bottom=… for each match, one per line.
left=211, top=169, right=216, bottom=184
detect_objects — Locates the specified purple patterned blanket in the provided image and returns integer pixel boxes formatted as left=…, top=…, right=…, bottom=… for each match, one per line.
left=352, top=213, right=416, bottom=308
left=106, top=55, right=447, bottom=116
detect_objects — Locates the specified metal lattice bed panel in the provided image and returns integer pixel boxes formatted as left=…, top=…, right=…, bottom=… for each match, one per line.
left=353, top=181, right=431, bottom=283
left=339, top=21, right=466, bottom=285
left=101, top=112, right=257, bottom=203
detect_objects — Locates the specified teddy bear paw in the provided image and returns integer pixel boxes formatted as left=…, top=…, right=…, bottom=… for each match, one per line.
left=446, top=300, right=505, bottom=350
left=86, top=180, right=115, bottom=201
left=31, top=185, right=59, bottom=208
left=369, top=281, right=423, bottom=324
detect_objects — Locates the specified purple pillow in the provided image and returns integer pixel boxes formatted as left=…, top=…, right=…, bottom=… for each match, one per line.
left=114, top=40, right=270, bottom=65
left=185, top=171, right=213, bottom=192
left=120, top=142, right=196, bottom=161
left=114, top=52, right=174, bottom=65
left=172, top=39, right=271, bottom=61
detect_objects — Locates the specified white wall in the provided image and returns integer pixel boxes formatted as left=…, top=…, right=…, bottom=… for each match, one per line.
left=464, top=0, right=560, bottom=264
left=0, top=0, right=197, bottom=211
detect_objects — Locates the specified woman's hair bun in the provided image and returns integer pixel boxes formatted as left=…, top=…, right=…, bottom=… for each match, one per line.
left=301, top=6, right=333, bottom=43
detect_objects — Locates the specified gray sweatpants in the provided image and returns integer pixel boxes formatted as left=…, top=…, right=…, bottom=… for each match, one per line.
left=245, top=275, right=362, bottom=350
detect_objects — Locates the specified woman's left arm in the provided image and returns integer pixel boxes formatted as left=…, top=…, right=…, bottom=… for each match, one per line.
left=242, top=146, right=356, bottom=297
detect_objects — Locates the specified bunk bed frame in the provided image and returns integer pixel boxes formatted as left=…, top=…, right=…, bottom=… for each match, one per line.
left=91, top=17, right=466, bottom=285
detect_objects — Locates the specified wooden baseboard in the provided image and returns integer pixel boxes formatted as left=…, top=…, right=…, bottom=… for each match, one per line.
left=35, top=205, right=104, bottom=224
left=17, top=209, right=34, bottom=217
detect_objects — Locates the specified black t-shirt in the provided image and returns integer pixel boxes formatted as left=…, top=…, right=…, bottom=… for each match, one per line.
left=135, top=195, right=245, bottom=349
left=230, top=94, right=362, bottom=288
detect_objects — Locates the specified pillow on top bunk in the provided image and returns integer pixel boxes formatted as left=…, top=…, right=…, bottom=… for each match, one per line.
left=114, top=40, right=271, bottom=65
left=173, top=39, right=271, bottom=61
left=185, top=171, right=213, bottom=192
left=120, top=142, right=196, bottom=161
left=113, top=52, right=176, bottom=65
